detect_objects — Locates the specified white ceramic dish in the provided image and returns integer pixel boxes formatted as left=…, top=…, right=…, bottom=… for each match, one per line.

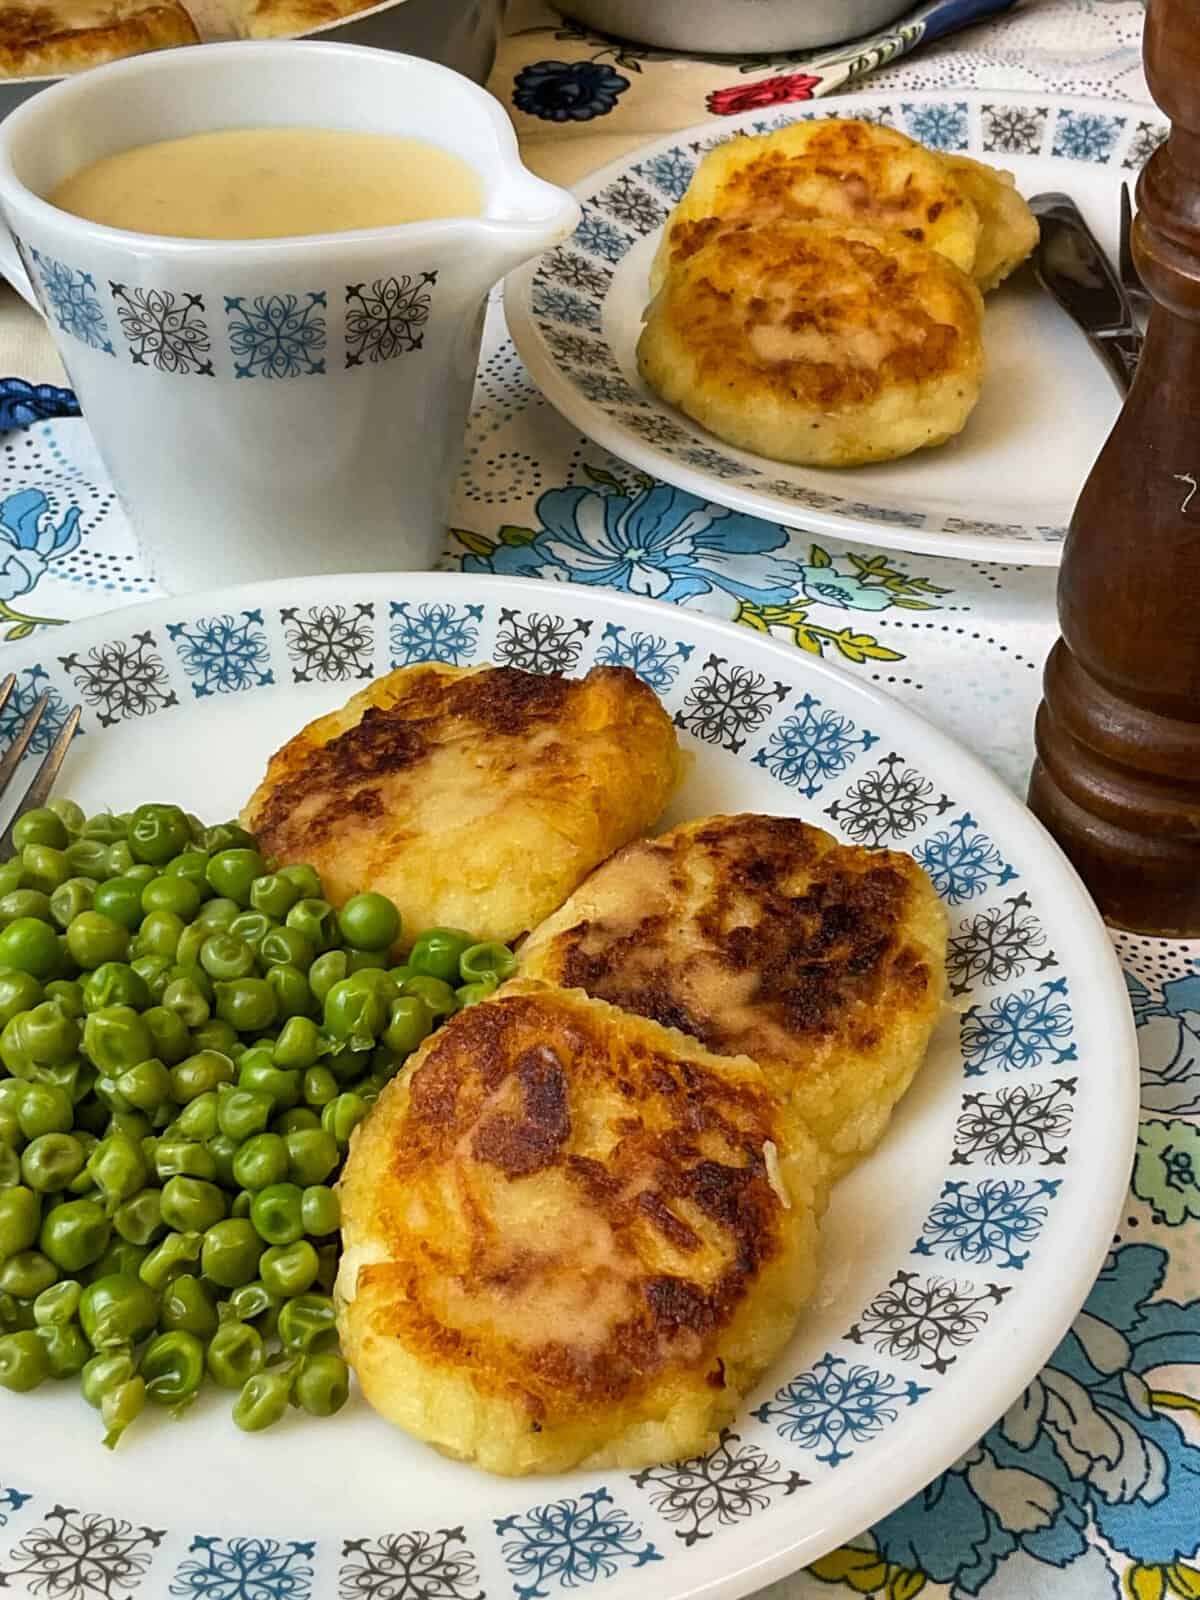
left=506, top=88, right=1167, bottom=568
left=0, top=572, right=1137, bottom=1600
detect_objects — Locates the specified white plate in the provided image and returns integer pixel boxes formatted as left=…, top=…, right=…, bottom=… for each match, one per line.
left=0, top=572, right=1137, bottom=1600
left=506, top=89, right=1166, bottom=568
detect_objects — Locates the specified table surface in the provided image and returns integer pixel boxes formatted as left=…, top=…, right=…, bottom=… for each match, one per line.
left=2, top=4, right=1199, bottom=1598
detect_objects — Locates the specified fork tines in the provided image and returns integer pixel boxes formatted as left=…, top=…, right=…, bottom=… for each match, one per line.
left=0, top=674, right=83, bottom=858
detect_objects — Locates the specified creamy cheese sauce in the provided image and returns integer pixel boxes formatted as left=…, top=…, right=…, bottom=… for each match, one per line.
left=49, top=126, right=483, bottom=239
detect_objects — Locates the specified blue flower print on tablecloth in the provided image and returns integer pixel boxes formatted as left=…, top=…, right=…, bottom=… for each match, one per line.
left=1131, top=972, right=1200, bottom=1116
left=0, top=487, right=81, bottom=638
left=513, top=60, right=630, bottom=122
left=810, top=1244, right=1200, bottom=1599
left=0, top=378, right=80, bottom=429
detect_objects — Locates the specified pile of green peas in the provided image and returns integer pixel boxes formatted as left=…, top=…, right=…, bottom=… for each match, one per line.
left=0, top=798, right=516, bottom=1444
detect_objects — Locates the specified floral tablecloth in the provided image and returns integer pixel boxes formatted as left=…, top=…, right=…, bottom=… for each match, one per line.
left=1, top=3, right=1199, bottom=1599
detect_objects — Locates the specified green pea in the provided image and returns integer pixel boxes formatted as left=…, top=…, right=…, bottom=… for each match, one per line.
left=258, top=926, right=315, bottom=973
left=321, top=1092, right=368, bottom=1149
left=0, top=858, right=22, bottom=896
left=44, top=978, right=85, bottom=1019
left=106, top=1110, right=151, bottom=1144
left=1, top=1002, right=80, bottom=1078
left=173, top=923, right=206, bottom=971
left=286, top=897, right=338, bottom=953
left=232, top=1367, right=292, bottom=1431
left=277, top=1292, right=337, bottom=1354
left=64, top=838, right=111, bottom=880
left=323, top=977, right=388, bottom=1048
left=86, top=1234, right=146, bottom=1282
left=259, top=1238, right=318, bottom=1298
left=408, top=927, right=474, bottom=985
left=401, top=975, right=459, bottom=1020
left=161, top=1176, right=225, bottom=1233
left=195, top=896, right=241, bottom=932
left=66, top=911, right=130, bottom=970
left=13, top=807, right=68, bottom=851
left=229, top=911, right=275, bottom=950
left=82, top=1346, right=135, bottom=1406
left=141, top=875, right=201, bottom=921
left=278, top=863, right=323, bottom=900
left=206, top=1133, right=239, bottom=1189
left=141, top=1328, right=205, bottom=1409
left=33, top=1276, right=81, bottom=1326
left=221, top=1278, right=280, bottom=1329
left=139, top=1229, right=202, bottom=1290
left=265, top=964, right=315, bottom=1022
left=128, top=804, right=192, bottom=866
left=47, top=799, right=84, bottom=837
left=21, top=843, right=70, bottom=896
left=174, top=1093, right=220, bottom=1142
left=459, top=941, right=517, bottom=984
left=382, top=996, right=433, bottom=1056
left=456, top=979, right=498, bottom=1007
left=40, top=1319, right=90, bottom=1378
left=79, top=1273, right=158, bottom=1349
left=231, top=1133, right=289, bottom=1192
left=345, top=947, right=390, bottom=975
left=153, top=1140, right=217, bottom=1183
left=79, top=957, right=149, bottom=1012
left=161, top=1273, right=218, bottom=1340
left=205, top=849, right=267, bottom=906
left=133, top=910, right=184, bottom=962
left=0, top=1248, right=58, bottom=1298
left=201, top=1219, right=262, bottom=1289
left=274, top=1107, right=320, bottom=1135
left=88, top=1132, right=148, bottom=1209
left=284, top=1127, right=338, bottom=1186
left=89, top=877, right=143, bottom=933
left=161, top=976, right=210, bottom=1028
left=273, top=1016, right=322, bottom=1071
left=0, top=917, right=61, bottom=979
left=0, top=969, right=43, bottom=1027
left=217, top=1087, right=273, bottom=1143
left=164, top=849, right=210, bottom=890
left=237, top=1058, right=300, bottom=1111
left=189, top=1023, right=241, bottom=1061
left=231, top=1190, right=251, bottom=1219
left=0, top=888, right=53, bottom=927
left=302, top=1185, right=341, bottom=1237
left=21, top=1132, right=86, bottom=1192
left=294, top=1351, right=349, bottom=1417
left=0, top=1289, right=31, bottom=1330
left=309, top=950, right=348, bottom=1006
left=81, top=812, right=127, bottom=844
left=67, top=1130, right=101, bottom=1182
left=17, top=1082, right=74, bottom=1138
left=170, top=1049, right=235, bottom=1103
left=206, top=1319, right=265, bottom=1389
left=48, top=876, right=96, bottom=929
left=82, top=1006, right=151, bottom=1075
left=112, top=1188, right=165, bottom=1248
left=200, top=931, right=255, bottom=982
left=301, top=1065, right=338, bottom=1108
left=250, top=873, right=301, bottom=921
left=102, top=1374, right=146, bottom=1448
left=215, top=979, right=277, bottom=1033
left=250, top=1182, right=304, bottom=1246
left=115, top=1058, right=172, bottom=1115
left=130, top=957, right=172, bottom=1004
left=0, top=1328, right=49, bottom=1391
left=0, top=1145, right=20, bottom=1186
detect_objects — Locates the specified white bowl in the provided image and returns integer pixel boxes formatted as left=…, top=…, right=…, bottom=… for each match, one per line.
left=552, top=0, right=914, bottom=53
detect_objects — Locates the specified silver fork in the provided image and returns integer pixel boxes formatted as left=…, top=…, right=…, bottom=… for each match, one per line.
left=0, top=673, right=82, bottom=856
left=1119, top=182, right=1153, bottom=314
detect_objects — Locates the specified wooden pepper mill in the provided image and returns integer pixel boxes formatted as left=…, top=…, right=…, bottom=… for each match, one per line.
left=1027, top=0, right=1200, bottom=937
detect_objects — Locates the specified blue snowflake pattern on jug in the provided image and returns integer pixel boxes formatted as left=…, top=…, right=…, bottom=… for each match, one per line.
left=495, top=1489, right=661, bottom=1600
left=0, top=1486, right=32, bottom=1529
left=1129, top=970, right=1200, bottom=1115
left=961, top=978, right=1076, bottom=1075
left=0, top=487, right=81, bottom=603
left=594, top=623, right=693, bottom=692
left=632, top=148, right=696, bottom=203
left=389, top=601, right=483, bottom=667
left=572, top=209, right=629, bottom=265
left=0, top=378, right=80, bottom=428
left=752, top=692, right=878, bottom=798
left=902, top=101, right=969, bottom=150
left=752, top=1354, right=929, bottom=1466
left=167, top=611, right=274, bottom=697
left=857, top=1244, right=1200, bottom=1597
left=169, top=1536, right=314, bottom=1600
left=914, top=813, right=1017, bottom=904
left=914, top=1178, right=1060, bottom=1270
left=30, top=250, right=114, bottom=354
left=0, top=664, right=79, bottom=756
left=225, top=293, right=327, bottom=379
left=462, top=481, right=793, bottom=608
left=1051, top=109, right=1126, bottom=163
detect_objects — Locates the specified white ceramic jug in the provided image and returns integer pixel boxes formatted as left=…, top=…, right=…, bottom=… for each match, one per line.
left=0, top=42, right=580, bottom=592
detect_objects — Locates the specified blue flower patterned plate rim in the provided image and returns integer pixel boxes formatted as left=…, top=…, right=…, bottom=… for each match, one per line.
left=0, top=571, right=1138, bottom=1600
left=506, top=88, right=1167, bottom=569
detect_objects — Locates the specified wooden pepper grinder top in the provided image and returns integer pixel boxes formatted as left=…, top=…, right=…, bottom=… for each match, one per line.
left=1027, top=0, right=1200, bottom=936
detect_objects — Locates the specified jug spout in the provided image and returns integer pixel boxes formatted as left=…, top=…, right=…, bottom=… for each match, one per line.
left=477, top=171, right=581, bottom=281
